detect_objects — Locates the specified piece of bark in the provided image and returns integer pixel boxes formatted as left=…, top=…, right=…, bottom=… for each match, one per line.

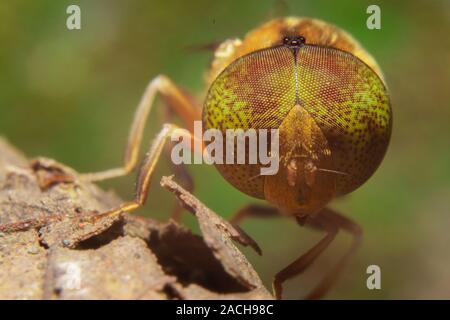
left=43, top=236, right=175, bottom=300
left=0, top=137, right=272, bottom=300
left=161, top=175, right=263, bottom=290
left=0, top=229, right=47, bottom=299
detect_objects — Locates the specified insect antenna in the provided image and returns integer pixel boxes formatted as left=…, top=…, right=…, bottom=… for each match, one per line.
left=316, top=168, right=349, bottom=176
left=248, top=173, right=263, bottom=181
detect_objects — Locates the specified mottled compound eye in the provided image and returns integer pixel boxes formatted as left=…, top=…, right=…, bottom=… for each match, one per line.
left=296, top=46, right=391, bottom=195
left=203, top=43, right=391, bottom=198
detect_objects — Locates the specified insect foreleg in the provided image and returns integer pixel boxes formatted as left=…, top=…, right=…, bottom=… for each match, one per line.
left=272, top=207, right=362, bottom=300
left=230, top=204, right=280, bottom=225
left=304, top=208, right=362, bottom=300
left=273, top=212, right=338, bottom=300
left=93, top=124, right=202, bottom=220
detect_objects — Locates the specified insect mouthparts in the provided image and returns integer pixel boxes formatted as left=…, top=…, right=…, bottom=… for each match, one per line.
left=282, top=35, right=306, bottom=47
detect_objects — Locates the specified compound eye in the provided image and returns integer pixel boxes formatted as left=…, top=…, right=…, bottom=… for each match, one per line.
left=295, top=46, right=392, bottom=195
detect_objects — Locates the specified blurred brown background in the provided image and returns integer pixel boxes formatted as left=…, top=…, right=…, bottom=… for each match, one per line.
left=0, top=0, right=449, bottom=299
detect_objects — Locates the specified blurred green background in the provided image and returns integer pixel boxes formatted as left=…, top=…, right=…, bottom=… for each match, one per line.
left=1, top=0, right=449, bottom=299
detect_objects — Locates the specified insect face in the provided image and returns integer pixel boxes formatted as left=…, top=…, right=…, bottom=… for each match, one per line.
left=203, top=18, right=392, bottom=215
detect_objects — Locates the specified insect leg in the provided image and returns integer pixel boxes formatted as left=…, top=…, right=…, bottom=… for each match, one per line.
left=229, top=204, right=280, bottom=225
left=93, top=124, right=203, bottom=219
left=161, top=101, right=195, bottom=221
left=304, top=208, right=362, bottom=300
left=272, top=212, right=338, bottom=300
left=166, top=152, right=194, bottom=221
left=81, top=75, right=201, bottom=182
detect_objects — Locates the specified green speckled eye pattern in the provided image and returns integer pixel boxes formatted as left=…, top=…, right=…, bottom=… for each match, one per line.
left=204, top=46, right=297, bottom=131
left=203, top=46, right=298, bottom=198
left=296, top=46, right=391, bottom=194
left=203, top=44, right=391, bottom=197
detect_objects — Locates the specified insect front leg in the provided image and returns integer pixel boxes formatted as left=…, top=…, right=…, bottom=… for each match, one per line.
left=166, top=150, right=194, bottom=221
left=273, top=212, right=338, bottom=300
left=225, top=204, right=282, bottom=256
left=272, top=207, right=362, bottom=300
left=81, top=75, right=201, bottom=182
left=93, top=124, right=204, bottom=220
left=161, top=100, right=195, bottom=221
left=304, top=208, right=362, bottom=300
left=230, top=204, right=280, bottom=225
